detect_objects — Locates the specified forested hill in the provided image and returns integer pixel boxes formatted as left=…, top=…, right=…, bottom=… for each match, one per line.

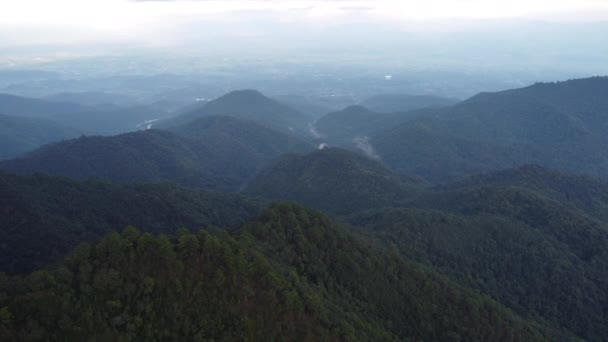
left=447, top=164, right=608, bottom=221
left=0, top=93, right=87, bottom=118
left=350, top=180, right=608, bottom=340
left=244, top=148, right=423, bottom=214
left=0, top=113, right=80, bottom=160
left=0, top=172, right=261, bottom=274
left=0, top=204, right=547, bottom=341
left=313, top=105, right=432, bottom=145
left=371, top=76, right=608, bottom=182
left=163, top=89, right=312, bottom=136
left=0, top=116, right=314, bottom=192
left=0, top=93, right=171, bottom=136
left=168, top=115, right=312, bottom=162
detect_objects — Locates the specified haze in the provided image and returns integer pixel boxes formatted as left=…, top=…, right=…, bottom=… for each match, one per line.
left=1, top=0, right=607, bottom=98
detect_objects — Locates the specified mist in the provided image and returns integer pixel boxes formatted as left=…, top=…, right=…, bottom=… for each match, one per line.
left=1, top=0, right=607, bottom=98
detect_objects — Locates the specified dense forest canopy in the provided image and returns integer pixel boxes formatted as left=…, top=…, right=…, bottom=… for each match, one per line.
left=1, top=76, right=608, bottom=340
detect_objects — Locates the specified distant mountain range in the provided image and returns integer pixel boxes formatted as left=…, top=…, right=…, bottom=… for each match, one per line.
left=360, top=93, right=458, bottom=113
left=162, top=89, right=313, bottom=137
left=369, top=76, right=608, bottom=182
left=0, top=113, right=80, bottom=159
left=314, top=105, right=431, bottom=145
left=0, top=93, right=173, bottom=159
left=2, top=77, right=608, bottom=340
left=0, top=116, right=313, bottom=191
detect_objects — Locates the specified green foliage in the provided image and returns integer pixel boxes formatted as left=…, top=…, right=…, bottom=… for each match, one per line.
left=0, top=115, right=313, bottom=191
left=0, top=227, right=326, bottom=341
left=0, top=172, right=261, bottom=274
left=0, top=204, right=546, bottom=341
left=371, top=76, right=608, bottom=182
left=239, top=204, right=546, bottom=341
left=350, top=182, right=608, bottom=340
left=245, top=148, right=423, bottom=214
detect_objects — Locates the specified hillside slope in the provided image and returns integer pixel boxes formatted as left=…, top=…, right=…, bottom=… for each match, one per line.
left=165, top=90, right=312, bottom=136
left=0, top=116, right=314, bottom=191
left=0, top=204, right=547, bottom=341
left=0, top=113, right=80, bottom=160
left=372, top=77, right=608, bottom=182
left=245, top=148, right=422, bottom=214
left=0, top=172, right=261, bottom=273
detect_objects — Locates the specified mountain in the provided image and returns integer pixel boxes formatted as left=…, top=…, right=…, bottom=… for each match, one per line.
left=361, top=93, right=458, bottom=113
left=52, top=104, right=172, bottom=135
left=0, top=171, right=261, bottom=274
left=313, top=105, right=377, bottom=143
left=0, top=93, right=88, bottom=118
left=0, top=204, right=547, bottom=341
left=0, top=116, right=313, bottom=191
left=273, top=94, right=341, bottom=119
left=350, top=181, right=608, bottom=340
left=448, top=164, right=608, bottom=221
left=0, top=113, right=80, bottom=160
left=0, top=93, right=170, bottom=135
left=164, top=90, right=312, bottom=136
left=0, top=129, right=226, bottom=188
left=169, top=115, right=312, bottom=162
left=371, top=76, right=608, bottom=182
left=244, top=148, right=422, bottom=214
left=314, top=105, right=429, bottom=145
left=45, top=91, right=137, bottom=107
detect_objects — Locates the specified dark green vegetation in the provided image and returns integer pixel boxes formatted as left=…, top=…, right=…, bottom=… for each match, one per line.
left=169, top=115, right=312, bottom=165
left=242, top=152, right=608, bottom=340
left=164, top=90, right=312, bottom=136
left=0, top=204, right=546, bottom=341
left=0, top=171, right=261, bottom=274
left=2, top=77, right=608, bottom=340
left=349, top=166, right=608, bottom=341
left=245, top=148, right=422, bottom=214
left=448, top=164, right=608, bottom=221
left=371, top=77, right=608, bottom=182
left=0, top=113, right=80, bottom=160
left=361, top=93, right=458, bottom=113
left=0, top=116, right=313, bottom=191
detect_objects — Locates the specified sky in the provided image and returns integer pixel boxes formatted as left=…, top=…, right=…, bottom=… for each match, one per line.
left=1, top=0, right=607, bottom=75
left=1, top=0, right=608, bottom=46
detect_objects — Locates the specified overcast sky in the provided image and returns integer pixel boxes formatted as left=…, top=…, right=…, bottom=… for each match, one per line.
left=1, top=0, right=607, bottom=77
left=2, top=0, right=608, bottom=46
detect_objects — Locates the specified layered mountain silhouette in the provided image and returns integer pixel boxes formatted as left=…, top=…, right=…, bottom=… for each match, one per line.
left=0, top=116, right=313, bottom=191
left=2, top=76, right=608, bottom=341
left=0, top=92, right=172, bottom=140
left=361, top=93, right=458, bottom=113
left=0, top=113, right=80, bottom=160
left=164, top=89, right=312, bottom=136
left=314, top=105, right=429, bottom=145
left=370, top=77, right=608, bottom=182
left=245, top=148, right=422, bottom=214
